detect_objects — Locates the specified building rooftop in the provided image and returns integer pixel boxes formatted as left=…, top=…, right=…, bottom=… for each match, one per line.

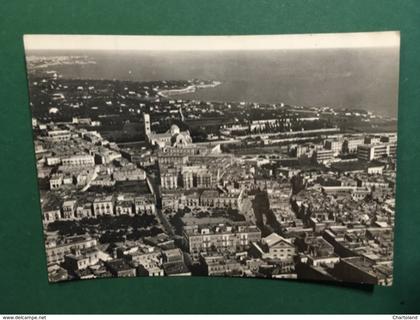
left=105, top=259, right=134, bottom=271
left=184, top=223, right=260, bottom=236
left=262, top=233, right=293, bottom=247
left=162, top=261, right=190, bottom=275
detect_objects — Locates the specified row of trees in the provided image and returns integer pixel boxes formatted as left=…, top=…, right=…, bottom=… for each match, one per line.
left=47, top=214, right=158, bottom=236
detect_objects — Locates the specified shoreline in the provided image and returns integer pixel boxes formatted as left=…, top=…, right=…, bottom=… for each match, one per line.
left=157, top=81, right=221, bottom=98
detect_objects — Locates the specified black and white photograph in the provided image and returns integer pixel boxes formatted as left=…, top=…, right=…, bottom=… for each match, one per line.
left=23, top=32, right=399, bottom=285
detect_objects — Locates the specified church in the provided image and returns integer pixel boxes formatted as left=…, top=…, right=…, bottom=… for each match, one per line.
left=143, top=113, right=192, bottom=148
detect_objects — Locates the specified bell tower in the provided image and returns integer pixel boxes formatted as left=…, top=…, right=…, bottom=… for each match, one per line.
left=143, top=113, right=151, bottom=138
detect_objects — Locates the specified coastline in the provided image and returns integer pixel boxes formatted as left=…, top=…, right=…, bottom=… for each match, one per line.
left=158, top=81, right=221, bottom=98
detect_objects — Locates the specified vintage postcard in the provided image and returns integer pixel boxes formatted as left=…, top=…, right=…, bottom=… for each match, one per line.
left=24, top=32, right=399, bottom=285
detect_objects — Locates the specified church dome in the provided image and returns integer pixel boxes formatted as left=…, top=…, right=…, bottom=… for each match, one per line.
left=171, top=132, right=192, bottom=147
left=170, top=124, right=181, bottom=135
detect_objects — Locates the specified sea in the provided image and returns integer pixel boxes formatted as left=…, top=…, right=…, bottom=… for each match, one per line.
left=27, top=48, right=400, bottom=118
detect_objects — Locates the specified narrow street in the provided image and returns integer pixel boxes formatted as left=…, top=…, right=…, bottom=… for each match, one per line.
left=146, top=173, right=175, bottom=238
left=81, top=165, right=100, bottom=192
left=156, top=207, right=175, bottom=238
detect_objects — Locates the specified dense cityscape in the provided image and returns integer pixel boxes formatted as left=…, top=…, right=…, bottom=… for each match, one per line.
left=27, top=54, right=396, bottom=285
